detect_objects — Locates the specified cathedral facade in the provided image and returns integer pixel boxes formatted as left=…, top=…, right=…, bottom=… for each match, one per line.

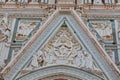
left=0, top=0, right=120, bottom=80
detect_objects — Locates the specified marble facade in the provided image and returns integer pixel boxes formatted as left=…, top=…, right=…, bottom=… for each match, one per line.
left=0, top=0, right=120, bottom=80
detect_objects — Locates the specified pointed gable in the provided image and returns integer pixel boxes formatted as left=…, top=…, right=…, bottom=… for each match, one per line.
left=1, top=10, right=120, bottom=80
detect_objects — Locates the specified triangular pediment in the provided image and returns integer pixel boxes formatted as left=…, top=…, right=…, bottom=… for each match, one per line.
left=1, top=10, right=120, bottom=80
left=23, top=21, right=100, bottom=71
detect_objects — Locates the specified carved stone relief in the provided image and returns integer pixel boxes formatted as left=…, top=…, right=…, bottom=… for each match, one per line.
left=106, top=49, right=115, bottom=62
left=10, top=19, right=41, bottom=62
left=16, top=20, right=39, bottom=41
left=90, top=21, right=113, bottom=42
left=25, top=27, right=99, bottom=71
left=0, top=16, right=11, bottom=71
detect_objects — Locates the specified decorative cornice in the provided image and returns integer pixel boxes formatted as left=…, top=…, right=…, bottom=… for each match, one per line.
left=81, top=13, right=120, bottom=20
left=0, top=4, right=120, bottom=10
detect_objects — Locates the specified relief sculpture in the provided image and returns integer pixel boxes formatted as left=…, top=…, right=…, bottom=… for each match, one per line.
left=90, top=21, right=113, bottom=42
left=0, top=16, right=11, bottom=71
left=27, top=27, right=98, bottom=70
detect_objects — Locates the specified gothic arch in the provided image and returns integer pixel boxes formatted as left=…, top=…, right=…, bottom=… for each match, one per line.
left=16, top=65, right=104, bottom=80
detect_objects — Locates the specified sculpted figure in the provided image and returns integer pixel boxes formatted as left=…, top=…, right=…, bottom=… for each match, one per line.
left=73, top=49, right=94, bottom=69
left=72, top=48, right=86, bottom=67
left=84, top=51, right=94, bottom=69
left=30, top=54, right=39, bottom=69
left=36, top=50, right=45, bottom=67
left=30, top=50, right=45, bottom=69
left=45, top=48, right=56, bottom=65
